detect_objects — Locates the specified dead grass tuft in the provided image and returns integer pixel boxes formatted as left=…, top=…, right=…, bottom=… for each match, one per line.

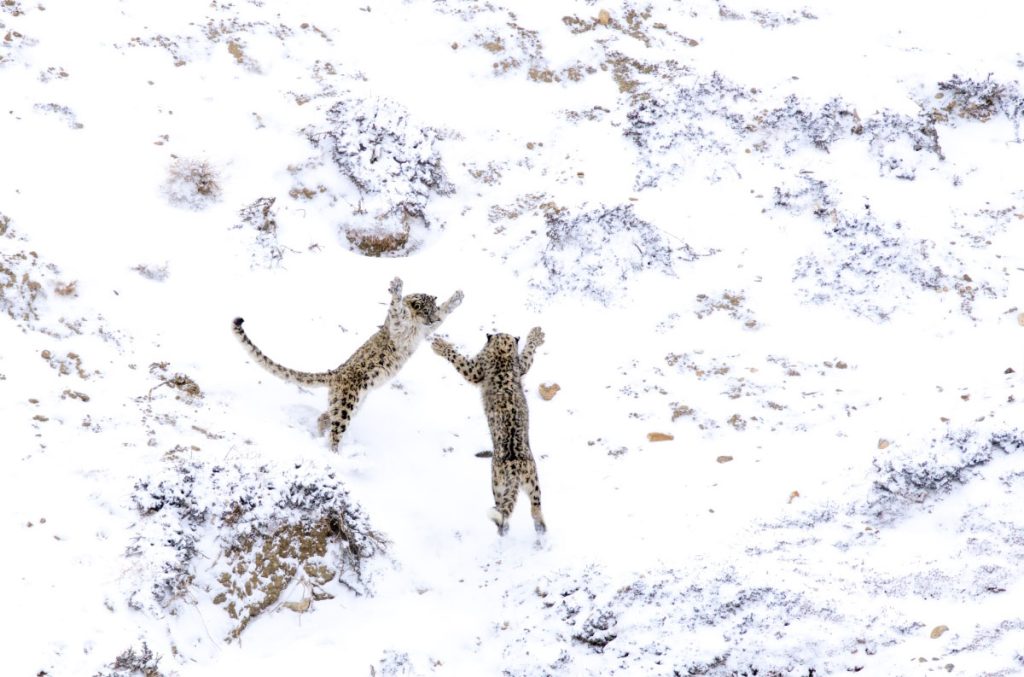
left=164, top=156, right=222, bottom=209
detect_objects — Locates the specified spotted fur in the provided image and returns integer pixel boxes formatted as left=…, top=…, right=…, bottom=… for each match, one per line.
left=432, top=327, right=546, bottom=535
left=234, top=277, right=462, bottom=451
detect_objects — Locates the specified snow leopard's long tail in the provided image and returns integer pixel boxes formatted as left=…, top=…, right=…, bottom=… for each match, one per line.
left=232, top=317, right=333, bottom=386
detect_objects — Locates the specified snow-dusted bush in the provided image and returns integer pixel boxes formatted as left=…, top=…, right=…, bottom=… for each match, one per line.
left=0, top=249, right=50, bottom=321
left=862, top=109, right=943, bottom=179
left=793, top=209, right=993, bottom=320
left=163, top=157, right=221, bottom=210
left=934, top=74, right=1023, bottom=125
left=771, top=174, right=835, bottom=217
left=236, top=196, right=283, bottom=267
left=515, top=565, right=878, bottom=675
left=310, top=94, right=452, bottom=256
left=128, top=458, right=388, bottom=639
left=756, top=95, right=861, bottom=154
left=622, top=67, right=751, bottom=188
left=538, top=204, right=689, bottom=304
left=869, top=428, right=1024, bottom=513
left=0, top=234, right=77, bottom=332
left=96, top=642, right=163, bottom=677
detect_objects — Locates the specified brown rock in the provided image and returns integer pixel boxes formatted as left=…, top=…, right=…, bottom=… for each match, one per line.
left=598, top=9, right=611, bottom=25
left=878, top=439, right=890, bottom=450
left=716, top=455, right=733, bottom=464
left=539, top=383, right=560, bottom=400
left=647, top=432, right=674, bottom=442
left=930, top=625, right=949, bottom=639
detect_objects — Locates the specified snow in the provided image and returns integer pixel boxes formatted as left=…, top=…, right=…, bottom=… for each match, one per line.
left=4, top=0, right=1024, bottom=675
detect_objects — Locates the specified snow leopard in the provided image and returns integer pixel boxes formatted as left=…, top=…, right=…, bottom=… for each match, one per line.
left=431, top=327, right=547, bottom=535
left=233, top=277, right=462, bottom=451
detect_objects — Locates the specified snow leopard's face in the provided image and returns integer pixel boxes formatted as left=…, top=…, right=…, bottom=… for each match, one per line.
left=403, top=293, right=441, bottom=325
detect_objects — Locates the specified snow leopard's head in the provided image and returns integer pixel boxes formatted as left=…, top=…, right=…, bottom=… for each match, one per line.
left=404, top=293, right=442, bottom=326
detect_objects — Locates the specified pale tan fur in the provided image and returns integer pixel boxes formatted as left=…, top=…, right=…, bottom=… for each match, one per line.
left=432, top=327, right=546, bottom=535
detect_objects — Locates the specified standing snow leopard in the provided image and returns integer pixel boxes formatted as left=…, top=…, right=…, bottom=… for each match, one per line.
left=432, top=328, right=547, bottom=535
left=233, top=277, right=462, bottom=451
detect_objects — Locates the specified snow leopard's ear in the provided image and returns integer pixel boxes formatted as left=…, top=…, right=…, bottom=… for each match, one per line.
left=514, top=336, right=521, bottom=345
left=486, top=333, right=494, bottom=341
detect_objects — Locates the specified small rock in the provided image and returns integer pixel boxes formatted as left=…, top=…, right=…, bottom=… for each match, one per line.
left=647, top=432, right=674, bottom=442
left=1018, top=312, right=1024, bottom=327
left=716, top=455, right=733, bottom=464
left=878, top=439, right=890, bottom=450
left=539, top=383, right=560, bottom=400
left=788, top=490, right=800, bottom=503
left=598, top=9, right=611, bottom=25
left=1005, top=367, right=1015, bottom=374
left=930, top=625, right=949, bottom=639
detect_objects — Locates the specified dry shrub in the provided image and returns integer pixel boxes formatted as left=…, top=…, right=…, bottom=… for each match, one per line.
left=164, top=156, right=222, bottom=209
left=129, top=459, right=389, bottom=640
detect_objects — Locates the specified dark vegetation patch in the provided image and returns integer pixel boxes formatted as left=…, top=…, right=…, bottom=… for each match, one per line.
left=539, top=203, right=695, bottom=303
left=307, top=94, right=452, bottom=257
left=868, top=429, right=1024, bottom=519
left=236, top=196, right=284, bottom=267
left=95, top=642, right=164, bottom=677
left=129, top=459, right=389, bottom=639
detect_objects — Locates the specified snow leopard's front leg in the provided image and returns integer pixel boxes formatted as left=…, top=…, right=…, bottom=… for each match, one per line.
left=518, top=326, right=545, bottom=376
left=382, top=276, right=409, bottom=328
left=388, top=276, right=404, bottom=300
left=432, top=338, right=484, bottom=384
left=437, top=289, right=464, bottom=322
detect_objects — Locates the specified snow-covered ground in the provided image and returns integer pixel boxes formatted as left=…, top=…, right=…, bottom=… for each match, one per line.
left=4, top=0, right=1024, bottom=674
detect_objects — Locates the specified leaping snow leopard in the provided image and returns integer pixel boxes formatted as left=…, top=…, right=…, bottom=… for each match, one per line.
left=234, top=277, right=462, bottom=451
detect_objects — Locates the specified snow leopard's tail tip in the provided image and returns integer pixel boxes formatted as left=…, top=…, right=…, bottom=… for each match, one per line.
left=488, top=507, right=509, bottom=536
left=233, top=317, right=244, bottom=328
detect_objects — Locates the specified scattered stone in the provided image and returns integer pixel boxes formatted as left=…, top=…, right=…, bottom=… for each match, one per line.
left=647, top=432, right=673, bottom=442
left=1018, top=312, right=1024, bottom=326
left=539, top=383, right=561, bottom=400
left=61, top=389, right=90, bottom=402
left=930, top=625, right=949, bottom=639
left=716, top=455, right=734, bottom=464
left=788, top=490, right=800, bottom=503
left=878, top=439, right=890, bottom=450
left=598, top=9, right=611, bottom=26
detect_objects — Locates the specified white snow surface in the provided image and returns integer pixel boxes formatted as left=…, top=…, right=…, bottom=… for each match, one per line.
left=4, top=0, right=1024, bottom=675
